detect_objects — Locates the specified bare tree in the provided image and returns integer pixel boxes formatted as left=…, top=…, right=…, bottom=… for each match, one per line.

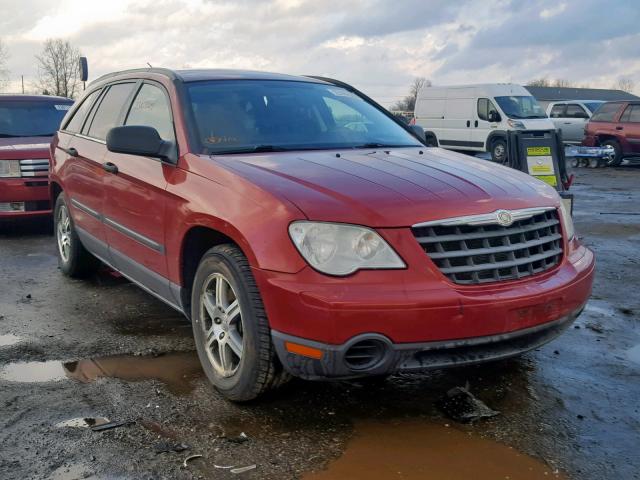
left=552, top=78, right=574, bottom=88
left=0, top=39, right=9, bottom=91
left=613, top=77, right=635, bottom=93
left=36, top=39, right=81, bottom=98
left=392, top=77, right=432, bottom=112
left=527, top=77, right=550, bottom=87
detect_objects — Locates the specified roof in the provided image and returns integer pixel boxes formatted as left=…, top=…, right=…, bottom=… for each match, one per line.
left=91, top=68, right=327, bottom=86
left=0, top=94, right=73, bottom=102
left=525, top=86, right=639, bottom=102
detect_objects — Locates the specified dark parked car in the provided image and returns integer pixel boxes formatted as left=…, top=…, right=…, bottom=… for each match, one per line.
left=583, top=101, right=640, bottom=165
left=50, top=69, right=594, bottom=401
left=0, top=95, right=73, bottom=219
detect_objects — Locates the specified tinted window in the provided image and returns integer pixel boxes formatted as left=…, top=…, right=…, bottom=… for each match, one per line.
left=591, top=103, right=621, bottom=122
left=566, top=104, right=588, bottom=118
left=87, top=83, right=135, bottom=140
left=549, top=104, right=565, bottom=118
left=0, top=99, right=72, bottom=137
left=186, top=80, right=420, bottom=154
left=622, top=105, right=640, bottom=123
left=65, top=89, right=100, bottom=133
left=125, top=83, right=175, bottom=141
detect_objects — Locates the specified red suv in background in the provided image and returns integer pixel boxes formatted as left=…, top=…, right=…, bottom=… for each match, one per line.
left=0, top=95, right=73, bottom=219
left=583, top=100, right=640, bottom=166
left=50, top=69, right=594, bottom=401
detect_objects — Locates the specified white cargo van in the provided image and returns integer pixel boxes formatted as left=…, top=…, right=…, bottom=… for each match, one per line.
left=414, top=84, right=555, bottom=162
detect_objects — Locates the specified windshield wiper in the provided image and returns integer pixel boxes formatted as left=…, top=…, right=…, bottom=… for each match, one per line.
left=351, top=143, right=414, bottom=149
left=209, top=145, right=292, bottom=155
left=0, top=133, right=54, bottom=138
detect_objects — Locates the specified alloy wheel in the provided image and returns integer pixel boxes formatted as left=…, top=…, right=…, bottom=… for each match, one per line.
left=57, top=205, right=72, bottom=263
left=199, top=273, right=244, bottom=378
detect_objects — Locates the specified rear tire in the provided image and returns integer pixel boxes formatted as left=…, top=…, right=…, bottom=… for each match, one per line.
left=54, top=193, right=100, bottom=278
left=191, top=244, right=289, bottom=401
left=601, top=139, right=623, bottom=166
left=490, top=138, right=508, bottom=164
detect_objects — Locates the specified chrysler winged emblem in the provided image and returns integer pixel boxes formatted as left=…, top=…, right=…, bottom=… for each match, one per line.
left=496, top=209, right=514, bottom=227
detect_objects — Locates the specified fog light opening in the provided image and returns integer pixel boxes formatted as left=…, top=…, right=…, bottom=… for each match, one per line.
left=344, top=339, right=386, bottom=370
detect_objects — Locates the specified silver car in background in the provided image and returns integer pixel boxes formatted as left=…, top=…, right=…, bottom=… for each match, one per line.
left=546, top=100, right=605, bottom=144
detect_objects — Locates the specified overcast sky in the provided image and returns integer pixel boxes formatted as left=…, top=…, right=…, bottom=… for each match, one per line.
left=0, top=0, right=638, bottom=105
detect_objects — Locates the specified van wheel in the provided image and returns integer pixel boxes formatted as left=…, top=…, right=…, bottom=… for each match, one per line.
left=490, top=138, right=508, bottom=164
left=191, top=244, right=290, bottom=401
left=601, top=139, right=622, bottom=166
left=54, top=193, right=100, bottom=278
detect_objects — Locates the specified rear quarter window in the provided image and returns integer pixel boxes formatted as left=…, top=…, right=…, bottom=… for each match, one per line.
left=590, top=103, right=622, bottom=122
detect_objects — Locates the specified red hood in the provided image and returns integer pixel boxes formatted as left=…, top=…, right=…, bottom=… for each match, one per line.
left=0, top=136, right=51, bottom=160
left=212, top=147, right=560, bottom=228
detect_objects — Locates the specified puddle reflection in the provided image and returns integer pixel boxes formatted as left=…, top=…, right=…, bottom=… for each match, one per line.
left=0, top=351, right=203, bottom=394
left=305, top=420, right=564, bottom=480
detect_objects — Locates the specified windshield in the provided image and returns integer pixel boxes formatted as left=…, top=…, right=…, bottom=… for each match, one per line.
left=0, top=100, right=72, bottom=137
left=186, top=80, right=421, bottom=154
left=494, top=95, right=546, bottom=119
left=584, top=102, right=604, bottom=113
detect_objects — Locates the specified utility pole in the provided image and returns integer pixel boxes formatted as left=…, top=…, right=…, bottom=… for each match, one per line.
left=21, top=75, right=24, bottom=94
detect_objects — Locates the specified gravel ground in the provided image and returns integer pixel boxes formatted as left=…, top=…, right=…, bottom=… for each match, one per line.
left=0, top=165, right=638, bottom=480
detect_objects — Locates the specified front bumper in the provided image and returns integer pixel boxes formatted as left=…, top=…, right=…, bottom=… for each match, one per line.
left=272, top=305, right=583, bottom=380
left=0, top=178, right=51, bottom=219
left=254, top=234, right=595, bottom=379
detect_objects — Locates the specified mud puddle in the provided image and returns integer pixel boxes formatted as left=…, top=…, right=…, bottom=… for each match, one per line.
left=0, top=351, right=203, bottom=394
left=305, top=420, right=564, bottom=480
left=0, top=334, right=23, bottom=347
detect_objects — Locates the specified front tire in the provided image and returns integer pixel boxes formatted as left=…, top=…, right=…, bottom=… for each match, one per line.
left=54, top=193, right=100, bottom=278
left=191, top=244, right=289, bottom=401
left=601, top=139, right=623, bottom=166
left=490, top=138, right=508, bottom=164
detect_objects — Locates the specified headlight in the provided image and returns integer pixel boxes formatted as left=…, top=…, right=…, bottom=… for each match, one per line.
left=558, top=202, right=574, bottom=240
left=0, top=160, right=20, bottom=178
left=507, top=119, right=526, bottom=129
left=288, top=221, right=406, bottom=276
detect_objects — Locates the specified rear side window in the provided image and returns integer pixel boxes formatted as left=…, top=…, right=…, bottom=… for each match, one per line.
left=125, top=84, right=175, bottom=142
left=65, top=89, right=101, bottom=133
left=591, top=103, right=622, bottom=122
left=566, top=104, right=588, bottom=118
left=549, top=104, right=565, bottom=118
left=86, top=83, right=136, bottom=140
left=621, top=105, right=640, bottom=123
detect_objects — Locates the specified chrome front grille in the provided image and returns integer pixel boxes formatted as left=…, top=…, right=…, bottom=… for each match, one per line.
left=412, top=208, right=563, bottom=285
left=19, top=159, right=49, bottom=177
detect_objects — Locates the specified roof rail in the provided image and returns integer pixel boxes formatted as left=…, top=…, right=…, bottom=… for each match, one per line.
left=90, top=67, right=179, bottom=85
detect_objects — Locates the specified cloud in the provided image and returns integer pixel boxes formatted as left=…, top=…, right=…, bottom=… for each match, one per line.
left=0, top=0, right=637, bottom=101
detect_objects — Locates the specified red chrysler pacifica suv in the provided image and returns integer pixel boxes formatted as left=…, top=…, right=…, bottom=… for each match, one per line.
left=50, top=69, right=594, bottom=401
left=1, top=95, right=72, bottom=219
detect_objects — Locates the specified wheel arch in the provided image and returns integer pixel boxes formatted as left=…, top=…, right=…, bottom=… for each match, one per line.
left=177, top=222, right=259, bottom=318
left=486, top=131, right=507, bottom=151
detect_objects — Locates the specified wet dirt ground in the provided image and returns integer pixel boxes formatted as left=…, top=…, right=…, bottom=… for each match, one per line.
left=1, top=166, right=639, bottom=480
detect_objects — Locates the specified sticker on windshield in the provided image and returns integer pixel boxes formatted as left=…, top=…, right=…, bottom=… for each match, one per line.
left=54, top=104, right=71, bottom=111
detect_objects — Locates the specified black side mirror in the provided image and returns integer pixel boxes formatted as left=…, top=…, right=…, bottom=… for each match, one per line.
left=488, top=111, right=501, bottom=122
left=409, top=124, right=426, bottom=143
left=106, top=126, right=176, bottom=163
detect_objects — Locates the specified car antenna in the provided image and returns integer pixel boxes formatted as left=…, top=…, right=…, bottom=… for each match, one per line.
left=146, top=62, right=153, bottom=68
